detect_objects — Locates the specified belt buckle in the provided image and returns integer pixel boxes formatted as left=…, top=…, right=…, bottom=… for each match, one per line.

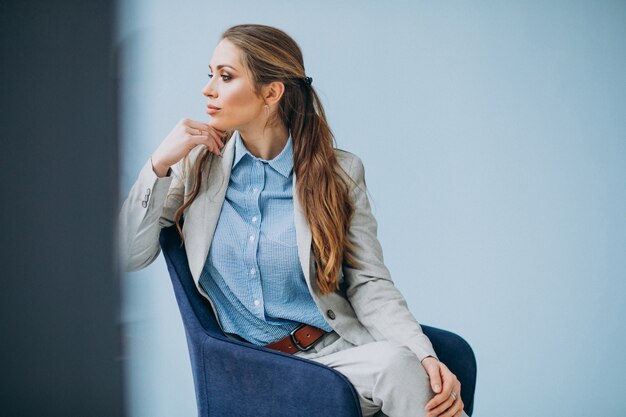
left=290, top=324, right=314, bottom=352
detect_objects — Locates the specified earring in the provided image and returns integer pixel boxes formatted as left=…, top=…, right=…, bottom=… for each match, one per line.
left=264, top=104, right=269, bottom=115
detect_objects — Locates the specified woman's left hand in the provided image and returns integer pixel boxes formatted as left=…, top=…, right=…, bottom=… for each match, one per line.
left=421, top=356, right=464, bottom=417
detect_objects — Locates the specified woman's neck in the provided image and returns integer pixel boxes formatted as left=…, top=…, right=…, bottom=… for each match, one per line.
left=238, top=123, right=289, bottom=160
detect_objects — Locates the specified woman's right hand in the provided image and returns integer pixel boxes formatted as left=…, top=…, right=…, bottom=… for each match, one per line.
left=150, top=118, right=226, bottom=177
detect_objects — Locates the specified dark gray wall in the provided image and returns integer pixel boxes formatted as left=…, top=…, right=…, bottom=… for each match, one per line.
left=0, top=1, right=123, bottom=415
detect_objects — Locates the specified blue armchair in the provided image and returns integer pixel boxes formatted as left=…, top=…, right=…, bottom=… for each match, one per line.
left=159, top=225, right=477, bottom=416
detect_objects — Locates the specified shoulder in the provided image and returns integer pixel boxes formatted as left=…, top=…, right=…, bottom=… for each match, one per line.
left=334, top=148, right=365, bottom=182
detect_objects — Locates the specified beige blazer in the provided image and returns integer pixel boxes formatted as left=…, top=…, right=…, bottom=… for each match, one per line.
left=118, top=134, right=436, bottom=361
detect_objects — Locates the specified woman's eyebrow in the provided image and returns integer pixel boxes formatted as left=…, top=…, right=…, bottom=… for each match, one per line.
left=208, top=64, right=238, bottom=72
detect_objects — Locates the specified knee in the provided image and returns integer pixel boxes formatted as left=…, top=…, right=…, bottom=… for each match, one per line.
left=373, top=342, right=430, bottom=386
left=372, top=342, right=435, bottom=409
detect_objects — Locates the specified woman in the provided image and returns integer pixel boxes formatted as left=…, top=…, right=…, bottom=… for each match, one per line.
left=119, top=24, right=467, bottom=417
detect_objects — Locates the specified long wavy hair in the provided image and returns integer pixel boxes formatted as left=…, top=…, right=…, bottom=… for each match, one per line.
left=174, top=24, right=355, bottom=295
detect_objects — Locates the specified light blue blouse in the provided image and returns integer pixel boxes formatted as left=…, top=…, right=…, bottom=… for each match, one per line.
left=198, top=131, right=332, bottom=345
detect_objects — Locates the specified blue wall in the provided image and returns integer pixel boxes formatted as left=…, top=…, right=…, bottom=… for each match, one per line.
left=116, top=1, right=626, bottom=416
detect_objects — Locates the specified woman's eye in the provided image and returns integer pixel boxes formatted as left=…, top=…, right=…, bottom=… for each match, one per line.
left=207, top=72, right=231, bottom=81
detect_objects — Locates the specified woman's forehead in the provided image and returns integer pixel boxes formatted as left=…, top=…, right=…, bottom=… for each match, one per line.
left=208, top=39, right=242, bottom=71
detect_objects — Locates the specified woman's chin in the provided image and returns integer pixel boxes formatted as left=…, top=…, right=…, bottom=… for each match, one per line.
left=207, top=119, right=233, bottom=132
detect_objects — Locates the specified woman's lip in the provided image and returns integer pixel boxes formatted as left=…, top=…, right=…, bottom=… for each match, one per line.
left=206, top=105, right=220, bottom=115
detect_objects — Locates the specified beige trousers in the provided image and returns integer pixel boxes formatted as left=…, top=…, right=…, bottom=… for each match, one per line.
left=294, top=332, right=469, bottom=417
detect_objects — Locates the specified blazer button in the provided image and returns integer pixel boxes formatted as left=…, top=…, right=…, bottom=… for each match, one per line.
left=326, top=309, right=336, bottom=320
left=141, top=200, right=147, bottom=208
left=146, top=188, right=151, bottom=196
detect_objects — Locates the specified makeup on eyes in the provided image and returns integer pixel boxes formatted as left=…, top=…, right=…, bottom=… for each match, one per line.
left=208, top=72, right=233, bottom=82
left=208, top=64, right=238, bottom=72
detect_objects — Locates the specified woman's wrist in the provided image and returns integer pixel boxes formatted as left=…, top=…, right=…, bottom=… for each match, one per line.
left=150, top=156, right=172, bottom=178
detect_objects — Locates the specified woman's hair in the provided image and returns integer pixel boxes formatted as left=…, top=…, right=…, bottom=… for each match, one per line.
left=174, top=24, right=355, bottom=295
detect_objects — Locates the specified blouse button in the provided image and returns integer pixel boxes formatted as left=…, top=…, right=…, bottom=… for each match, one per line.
left=326, top=309, right=336, bottom=320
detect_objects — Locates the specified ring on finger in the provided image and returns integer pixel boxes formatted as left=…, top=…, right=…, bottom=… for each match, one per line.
left=450, top=391, right=457, bottom=401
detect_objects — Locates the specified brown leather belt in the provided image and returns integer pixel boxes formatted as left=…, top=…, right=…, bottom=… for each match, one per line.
left=265, top=324, right=327, bottom=354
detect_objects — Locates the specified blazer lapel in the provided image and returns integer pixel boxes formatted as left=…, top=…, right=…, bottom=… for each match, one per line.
left=183, top=133, right=314, bottom=291
left=293, top=172, right=314, bottom=289
left=184, top=136, right=236, bottom=282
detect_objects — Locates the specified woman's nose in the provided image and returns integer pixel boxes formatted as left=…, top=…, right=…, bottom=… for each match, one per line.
left=202, top=79, right=216, bottom=98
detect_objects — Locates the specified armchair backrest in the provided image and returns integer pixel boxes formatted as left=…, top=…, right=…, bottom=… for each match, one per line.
left=159, top=225, right=364, bottom=417
left=158, top=224, right=476, bottom=416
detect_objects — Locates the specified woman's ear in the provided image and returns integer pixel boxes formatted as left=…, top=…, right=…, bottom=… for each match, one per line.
left=262, top=81, right=285, bottom=107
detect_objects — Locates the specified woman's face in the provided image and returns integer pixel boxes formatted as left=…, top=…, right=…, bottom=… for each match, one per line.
left=203, top=39, right=265, bottom=131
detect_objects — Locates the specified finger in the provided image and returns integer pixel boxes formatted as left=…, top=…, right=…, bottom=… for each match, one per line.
left=426, top=394, right=455, bottom=417
left=207, top=128, right=225, bottom=148
left=213, top=134, right=224, bottom=152
left=184, top=126, right=222, bottom=152
left=196, top=121, right=227, bottom=140
left=426, top=370, right=455, bottom=410
left=439, top=398, right=464, bottom=417
left=425, top=389, right=447, bottom=412
left=192, top=129, right=225, bottom=153
left=184, top=125, right=209, bottom=138
left=209, top=135, right=224, bottom=155
left=206, top=133, right=226, bottom=156
left=425, top=387, right=446, bottom=409
left=439, top=366, right=456, bottom=399
left=201, top=139, right=221, bottom=156
left=429, top=388, right=463, bottom=417
left=440, top=384, right=463, bottom=417
left=190, top=128, right=207, bottom=137
left=208, top=125, right=227, bottom=137
left=424, top=361, right=442, bottom=395
left=188, top=131, right=218, bottom=154
left=185, top=118, right=221, bottom=133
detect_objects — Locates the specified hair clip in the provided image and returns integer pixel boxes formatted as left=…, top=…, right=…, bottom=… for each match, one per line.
left=302, top=76, right=313, bottom=87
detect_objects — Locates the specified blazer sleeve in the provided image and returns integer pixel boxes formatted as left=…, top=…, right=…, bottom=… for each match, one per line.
left=342, top=155, right=437, bottom=362
left=117, top=154, right=189, bottom=272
